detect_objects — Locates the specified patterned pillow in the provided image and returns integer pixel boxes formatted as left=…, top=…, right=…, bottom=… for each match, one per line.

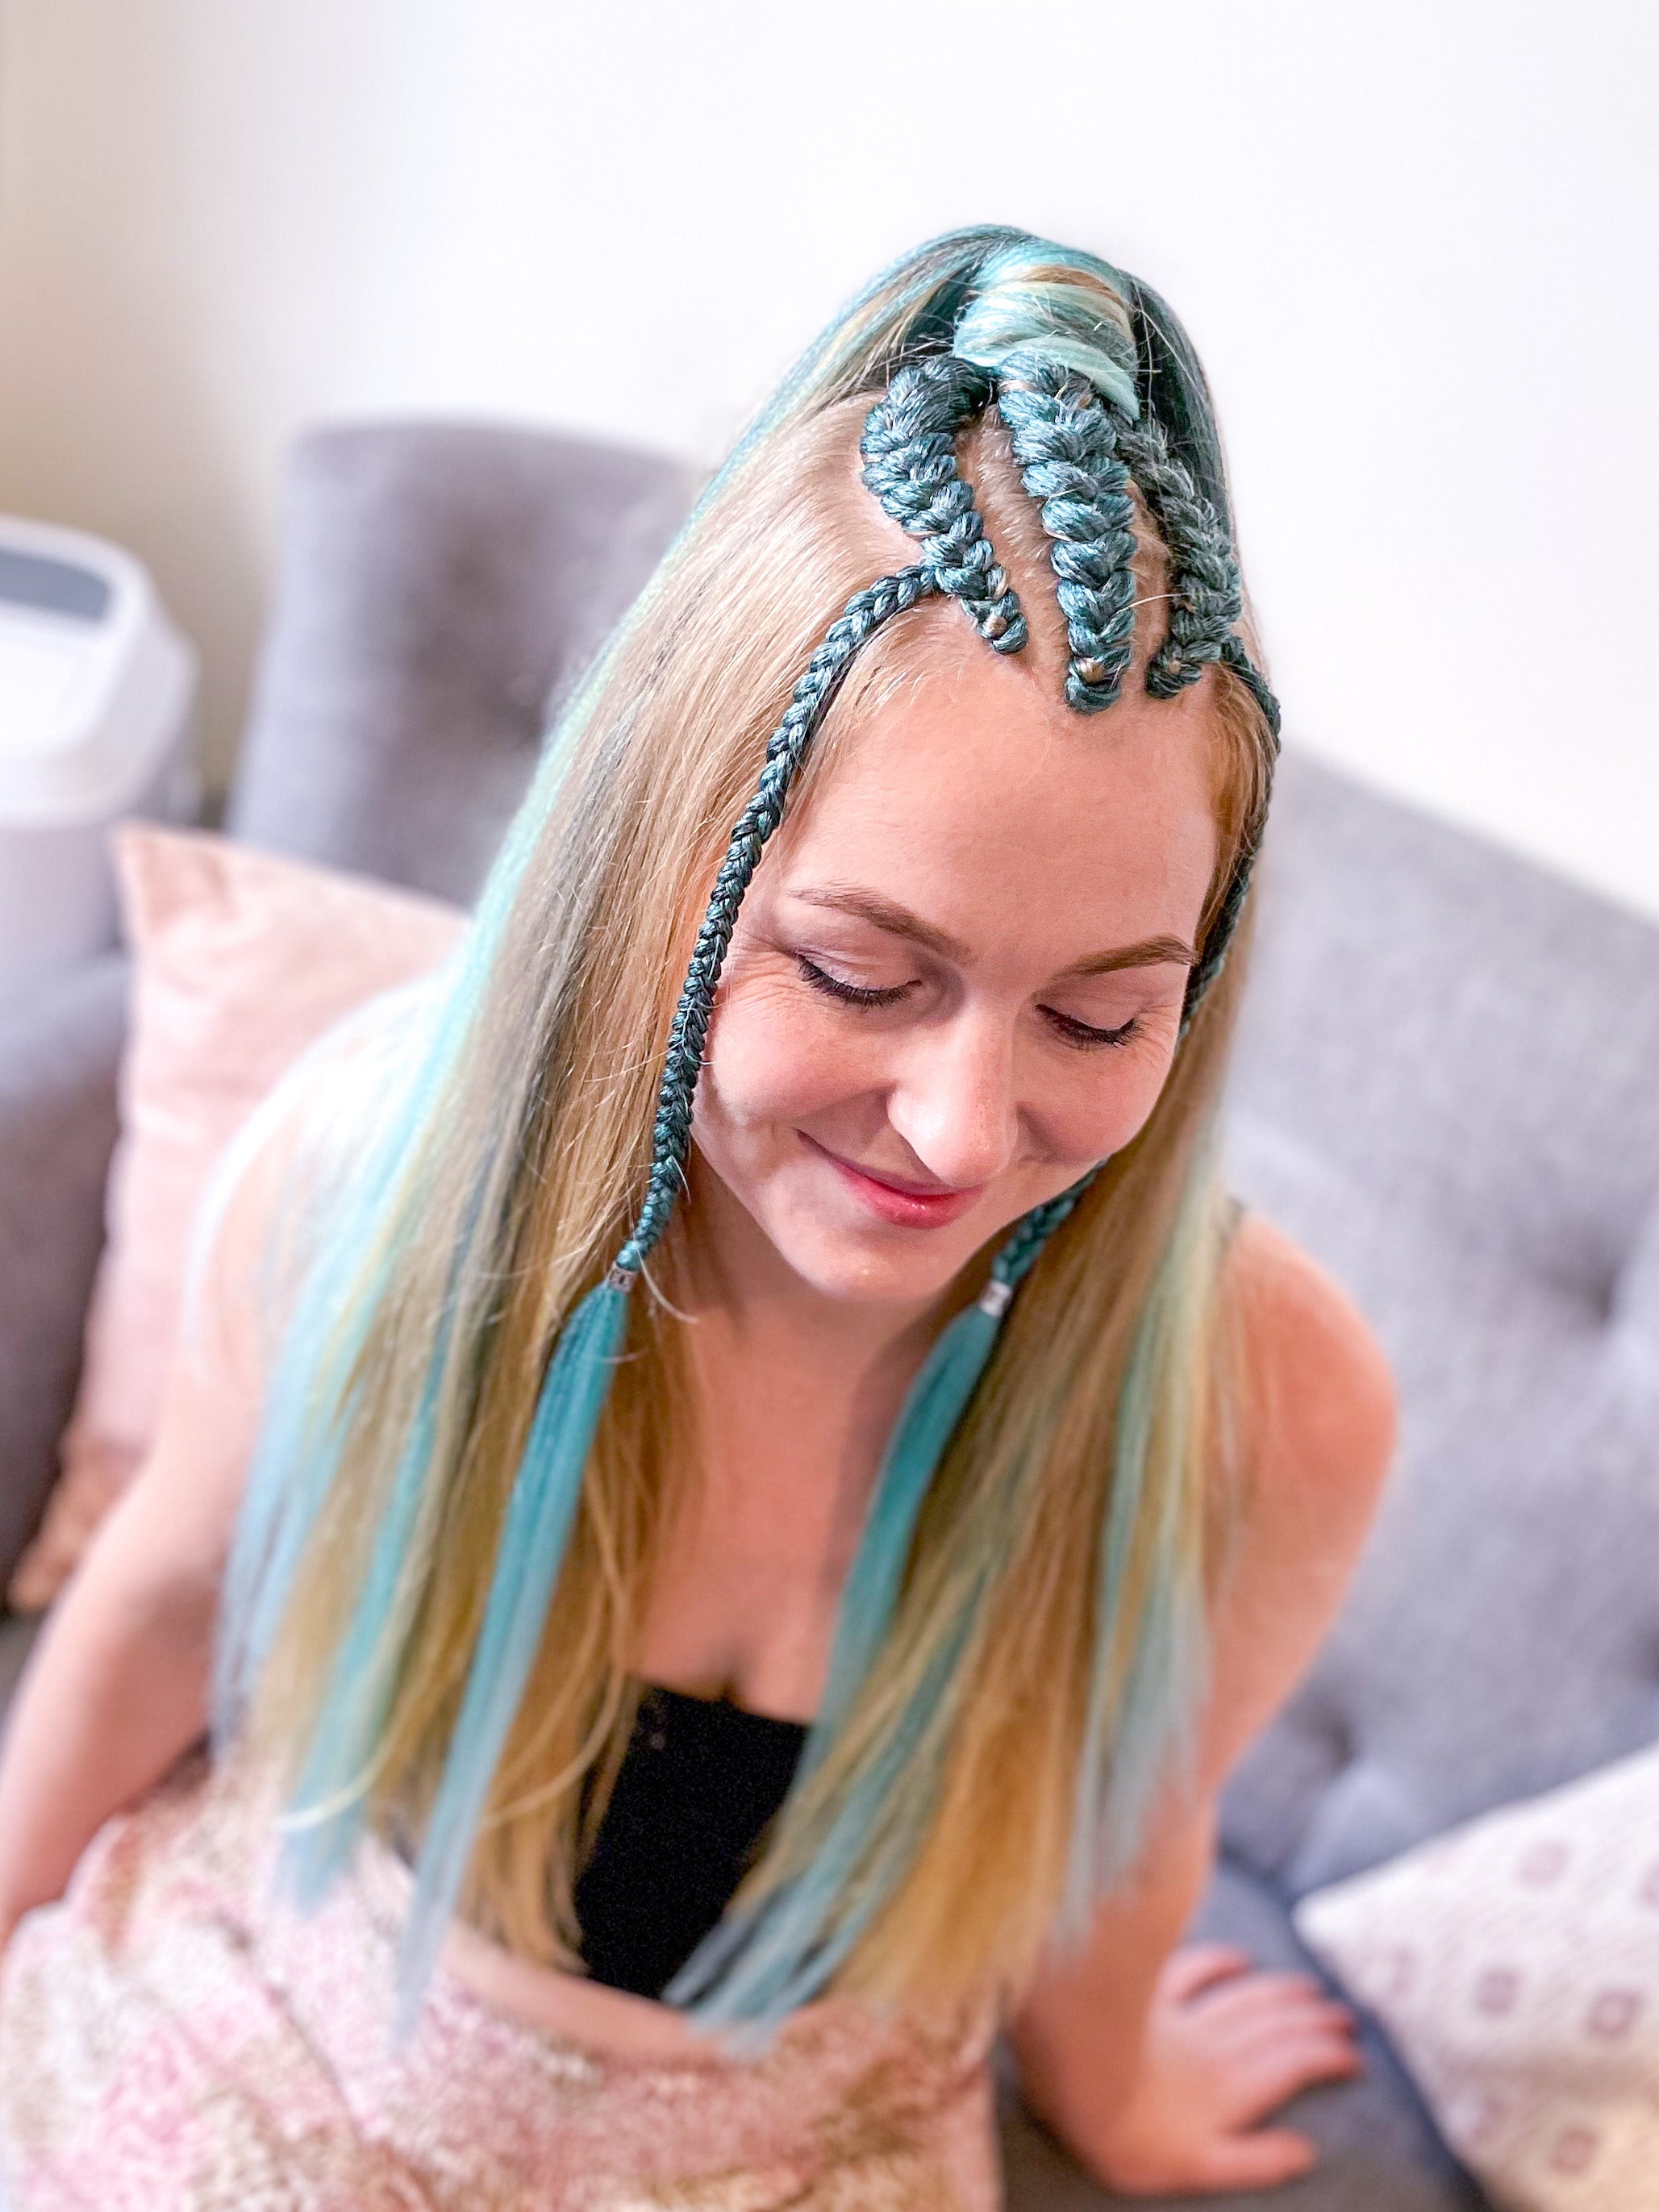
left=1294, top=1743, right=1659, bottom=2207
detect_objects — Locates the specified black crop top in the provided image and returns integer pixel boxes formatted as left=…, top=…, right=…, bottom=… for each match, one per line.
left=571, top=1683, right=807, bottom=2000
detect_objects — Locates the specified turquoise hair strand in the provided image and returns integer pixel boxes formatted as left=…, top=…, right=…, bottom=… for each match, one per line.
left=216, top=227, right=1281, bottom=2043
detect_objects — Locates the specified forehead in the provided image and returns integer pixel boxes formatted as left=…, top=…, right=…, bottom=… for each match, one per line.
left=773, top=611, right=1221, bottom=956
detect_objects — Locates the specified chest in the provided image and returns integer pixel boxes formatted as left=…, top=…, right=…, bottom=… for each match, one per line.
left=632, top=1354, right=898, bottom=1721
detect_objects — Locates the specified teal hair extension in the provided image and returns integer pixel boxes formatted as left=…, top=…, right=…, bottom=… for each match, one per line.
left=209, top=973, right=465, bottom=1745
left=952, top=244, right=1142, bottom=420
left=214, top=226, right=1281, bottom=2044
left=1061, top=1136, right=1225, bottom=1931
left=390, top=1271, right=631, bottom=2039
left=807, top=1292, right=1006, bottom=1752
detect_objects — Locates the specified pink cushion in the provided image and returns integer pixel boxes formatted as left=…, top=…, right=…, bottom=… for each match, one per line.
left=8, top=827, right=466, bottom=1612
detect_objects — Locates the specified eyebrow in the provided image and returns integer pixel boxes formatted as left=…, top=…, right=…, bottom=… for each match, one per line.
left=788, top=885, right=1194, bottom=976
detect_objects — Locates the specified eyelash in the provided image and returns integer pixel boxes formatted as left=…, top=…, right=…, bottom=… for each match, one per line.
left=794, top=957, right=1141, bottom=1051
left=796, top=956, right=911, bottom=1009
left=1044, top=1010, right=1141, bottom=1052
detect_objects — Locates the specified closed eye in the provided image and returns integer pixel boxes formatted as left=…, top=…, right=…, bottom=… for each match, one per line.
left=796, top=955, right=915, bottom=1009
left=1041, top=1008, right=1140, bottom=1051
left=799, top=955, right=1143, bottom=1048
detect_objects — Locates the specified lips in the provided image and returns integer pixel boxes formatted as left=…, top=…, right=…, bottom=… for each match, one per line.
left=800, top=1133, right=985, bottom=1230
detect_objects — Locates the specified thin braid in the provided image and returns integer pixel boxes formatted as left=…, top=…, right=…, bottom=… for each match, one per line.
left=994, top=350, right=1138, bottom=713
left=989, top=1175, right=1100, bottom=1298
left=616, top=350, right=1282, bottom=1280
left=1109, top=419, right=1278, bottom=1020
left=1182, top=828, right=1261, bottom=1021
left=615, top=564, right=939, bottom=1276
left=1217, top=633, right=1282, bottom=748
left=1117, top=417, right=1244, bottom=699
left=859, top=359, right=1027, bottom=651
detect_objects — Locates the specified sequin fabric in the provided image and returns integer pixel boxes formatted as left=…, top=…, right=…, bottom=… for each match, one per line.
left=0, top=1754, right=1001, bottom=2210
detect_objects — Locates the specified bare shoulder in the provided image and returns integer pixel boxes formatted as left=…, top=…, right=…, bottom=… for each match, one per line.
left=1222, top=1210, right=1396, bottom=1522
left=1185, top=1212, right=1397, bottom=1793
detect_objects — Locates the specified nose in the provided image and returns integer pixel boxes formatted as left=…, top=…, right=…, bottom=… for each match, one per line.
left=886, top=1011, right=1021, bottom=1190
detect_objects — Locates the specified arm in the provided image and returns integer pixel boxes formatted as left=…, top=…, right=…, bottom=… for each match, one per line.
left=1008, top=1213, right=1397, bottom=2193
left=0, top=1116, right=277, bottom=1948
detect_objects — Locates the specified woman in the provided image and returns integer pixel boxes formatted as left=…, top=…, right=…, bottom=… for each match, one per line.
left=0, top=229, right=1391, bottom=2205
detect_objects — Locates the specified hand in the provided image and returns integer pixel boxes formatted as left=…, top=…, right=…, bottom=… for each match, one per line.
left=1082, top=1942, right=1365, bottom=2196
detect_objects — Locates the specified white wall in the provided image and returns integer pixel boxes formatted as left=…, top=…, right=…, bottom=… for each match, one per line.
left=2, top=0, right=1655, bottom=917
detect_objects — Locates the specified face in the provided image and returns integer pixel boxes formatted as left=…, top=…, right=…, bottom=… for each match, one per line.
left=689, top=631, right=1222, bottom=1310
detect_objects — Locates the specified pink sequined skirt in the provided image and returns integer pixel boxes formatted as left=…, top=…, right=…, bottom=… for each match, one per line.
left=0, top=1756, right=1001, bottom=2209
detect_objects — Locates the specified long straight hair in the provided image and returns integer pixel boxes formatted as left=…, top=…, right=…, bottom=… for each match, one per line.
left=215, top=228, right=1274, bottom=2023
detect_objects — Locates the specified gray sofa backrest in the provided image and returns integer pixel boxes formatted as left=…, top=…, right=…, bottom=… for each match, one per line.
left=1223, top=753, right=1659, bottom=1893
left=226, top=421, right=694, bottom=902
left=0, top=424, right=693, bottom=1596
left=227, top=421, right=1659, bottom=1902
left=69, top=420, right=1659, bottom=1912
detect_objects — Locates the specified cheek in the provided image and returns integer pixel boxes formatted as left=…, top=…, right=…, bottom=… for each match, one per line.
left=706, top=978, right=1186, bottom=1134
left=1036, top=1012, right=1188, bottom=1170
left=699, top=982, right=882, bottom=1133
left=1044, top=1062, right=1169, bottom=1169
left=1111, top=1051, right=1179, bottom=1150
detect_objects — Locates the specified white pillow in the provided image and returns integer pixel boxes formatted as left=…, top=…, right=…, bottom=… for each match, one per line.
left=1294, top=1743, right=1659, bottom=2209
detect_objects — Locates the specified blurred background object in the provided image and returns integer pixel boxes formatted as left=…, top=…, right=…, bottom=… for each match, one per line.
left=0, top=0, right=1654, bottom=919
left=0, top=518, right=197, bottom=1006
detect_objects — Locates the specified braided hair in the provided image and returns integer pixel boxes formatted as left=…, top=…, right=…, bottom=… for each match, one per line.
left=231, top=230, right=1284, bottom=2039
left=615, top=256, right=1278, bottom=1293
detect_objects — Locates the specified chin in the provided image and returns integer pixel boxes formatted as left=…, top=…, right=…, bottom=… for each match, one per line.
left=765, top=1212, right=990, bottom=1309
left=793, top=1252, right=973, bottom=1308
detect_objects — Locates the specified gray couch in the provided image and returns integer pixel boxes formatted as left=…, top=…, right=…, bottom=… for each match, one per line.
left=3, top=421, right=1657, bottom=2210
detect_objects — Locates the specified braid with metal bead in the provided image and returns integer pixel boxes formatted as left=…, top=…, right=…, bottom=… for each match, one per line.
left=994, top=349, right=1140, bottom=712
left=615, top=366, right=1031, bottom=1280
left=613, top=564, right=937, bottom=1277
left=383, top=256, right=1294, bottom=2041
left=614, top=345, right=1282, bottom=1287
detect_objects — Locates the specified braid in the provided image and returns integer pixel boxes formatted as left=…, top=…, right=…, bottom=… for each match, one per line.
left=1182, top=827, right=1261, bottom=1023
left=1218, top=632, right=1282, bottom=748
left=994, top=350, right=1139, bottom=713
left=859, top=358, right=1027, bottom=650
left=615, top=563, right=939, bottom=1276
left=989, top=1173, right=1101, bottom=1298
left=615, top=333, right=1282, bottom=1280
left=1117, top=416, right=1244, bottom=700
left=368, top=242, right=1298, bottom=2044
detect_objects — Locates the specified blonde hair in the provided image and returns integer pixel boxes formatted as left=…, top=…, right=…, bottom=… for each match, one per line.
left=217, top=230, right=1276, bottom=2028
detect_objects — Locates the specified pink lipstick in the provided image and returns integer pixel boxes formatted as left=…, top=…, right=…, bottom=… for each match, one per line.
left=801, top=1133, right=984, bottom=1229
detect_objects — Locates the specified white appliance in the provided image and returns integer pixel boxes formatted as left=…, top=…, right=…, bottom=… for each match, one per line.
left=0, top=516, right=199, bottom=1006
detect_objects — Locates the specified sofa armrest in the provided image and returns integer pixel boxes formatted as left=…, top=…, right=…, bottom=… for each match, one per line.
left=0, top=955, right=127, bottom=1592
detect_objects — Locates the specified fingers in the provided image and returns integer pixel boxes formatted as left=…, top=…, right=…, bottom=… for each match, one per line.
left=1222, top=1997, right=1360, bottom=2051
left=1162, top=1957, right=1363, bottom=2056
left=1221, top=2025, right=1366, bottom=2121
left=1188, top=1965, right=1346, bottom=2026
left=1171, top=1967, right=1365, bottom=2127
left=1158, top=1942, right=1254, bottom=2001
left=1198, top=2127, right=1319, bottom=2191
left=1203, top=1997, right=1360, bottom=2060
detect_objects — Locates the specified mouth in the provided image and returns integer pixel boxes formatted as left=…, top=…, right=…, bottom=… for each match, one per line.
left=799, top=1132, right=986, bottom=1231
